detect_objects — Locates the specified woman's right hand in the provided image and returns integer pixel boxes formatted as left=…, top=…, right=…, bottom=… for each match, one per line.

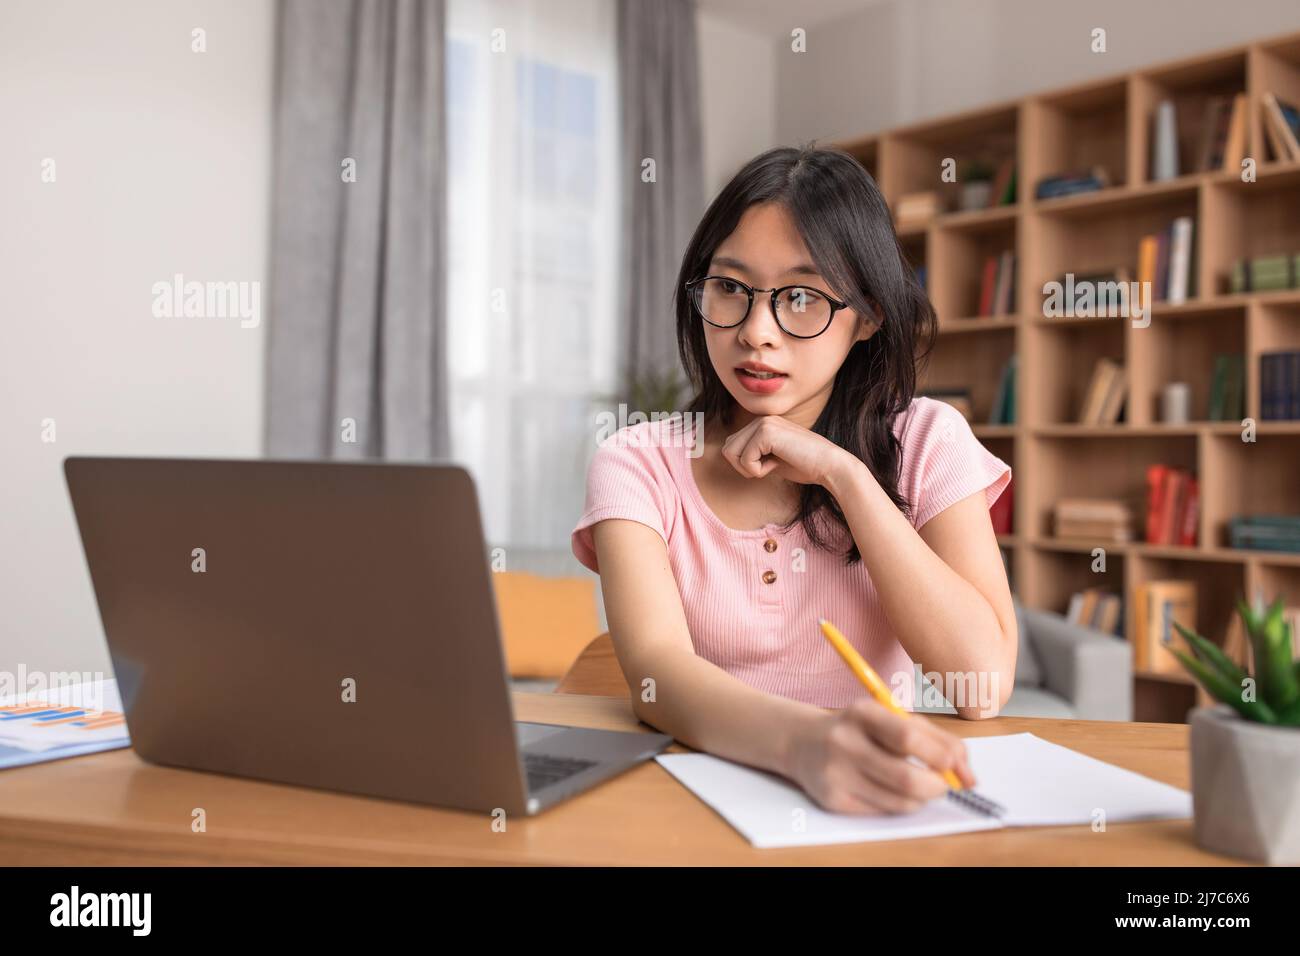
left=785, top=698, right=977, bottom=814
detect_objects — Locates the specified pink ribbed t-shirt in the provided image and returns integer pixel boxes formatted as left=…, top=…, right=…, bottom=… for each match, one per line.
left=570, top=397, right=1011, bottom=710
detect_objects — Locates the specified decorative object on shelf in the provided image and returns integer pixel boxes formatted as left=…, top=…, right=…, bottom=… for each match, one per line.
left=1160, top=382, right=1191, bottom=424
left=1134, top=579, right=1197, bottom=674
left=1054, top=497, right=1133, bottom=543
left=1208, top=354, right=1245, bottom=421
left=1169, top=597, right=1300, bottom=863
left=1260, top=351, right=1300, bottom=420
left=1144, top=464, right=1199, bottom=547
left=1034, top=165, right=1111, bottom=201
left=1078, top=358, right=1125, bottom=425
left=958, top=158, right=995, bottom=211
left=1228, top=515, right=1300, bottom=554
left=1150, top=99, right=1179, bottom=181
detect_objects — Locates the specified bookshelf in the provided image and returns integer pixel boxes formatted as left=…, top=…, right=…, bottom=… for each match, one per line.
left=835, top=31, right=1300, bottom=723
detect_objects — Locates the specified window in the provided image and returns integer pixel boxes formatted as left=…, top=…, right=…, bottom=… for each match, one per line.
left=446, top=0, right=618, bottom=552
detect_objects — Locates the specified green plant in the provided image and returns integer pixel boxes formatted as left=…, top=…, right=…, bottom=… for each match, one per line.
left=1165, top=597, right=1300, bottom=725
left=960, top=158, right=996, bottom=182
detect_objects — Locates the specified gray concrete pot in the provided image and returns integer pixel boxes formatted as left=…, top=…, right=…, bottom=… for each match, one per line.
left=1189, top=705, right=1300, bottom=864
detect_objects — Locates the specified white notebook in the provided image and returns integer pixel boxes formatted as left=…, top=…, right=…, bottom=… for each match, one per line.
left=656, top=732, right=1191, bottom=849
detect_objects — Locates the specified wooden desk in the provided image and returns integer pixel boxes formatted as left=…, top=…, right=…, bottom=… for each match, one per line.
left=0, top=693, right=1235, bottom=865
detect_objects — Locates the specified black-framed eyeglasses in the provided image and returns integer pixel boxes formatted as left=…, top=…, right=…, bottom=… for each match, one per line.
left=684, top=275, right=850, bottom=339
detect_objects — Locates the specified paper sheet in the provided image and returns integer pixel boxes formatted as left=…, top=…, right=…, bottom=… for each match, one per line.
left=0, top=678, right=130, bottom=767
left=656, top=732, right=1191, bottom=848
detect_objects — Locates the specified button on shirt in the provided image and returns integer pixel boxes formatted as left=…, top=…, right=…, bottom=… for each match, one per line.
left=570, top=397, right=1011, bottom=710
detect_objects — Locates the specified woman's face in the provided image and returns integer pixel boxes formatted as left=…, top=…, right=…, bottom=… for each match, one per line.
left=699, top=201, right=877, bottom=429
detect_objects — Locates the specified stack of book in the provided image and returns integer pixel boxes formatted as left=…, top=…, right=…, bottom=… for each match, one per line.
left=1133, top=580, right=1197, bottom=674
left=1137, top=216, right=1195, bottom=305
left=989, top=356, right=1017, bottom=425
left=895, top=191, right=942, bottom=228
left=1230, top=254, right=1300, bottom=293
left=1066, top=587, right=1123, bottom=636
left=976, top=251, right=1016, bottom=316
left=1055, top=498, right=1134, bottom=542
left=1144, top=465, right=1199, bottom=547
left=1229, top=515, right=1300, bottom=554
left=1261, top=351, right=1300, bottom=420
left=1034, top=165, right=1111, bottom=201
left=1261, top=92, right=1300, bottom=163
left=1208, top=354, right=1245, bottom=421
left=1078, top=358, right=1125, bottom=424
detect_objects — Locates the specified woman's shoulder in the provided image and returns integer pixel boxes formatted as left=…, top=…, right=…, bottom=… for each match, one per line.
left=589, top=413, right=699, bottom=482
left=891, top=395, right=972, bottom=446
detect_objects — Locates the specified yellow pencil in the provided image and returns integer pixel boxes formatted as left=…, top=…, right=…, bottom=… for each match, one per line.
left=818, top=617, right=965, bottom=791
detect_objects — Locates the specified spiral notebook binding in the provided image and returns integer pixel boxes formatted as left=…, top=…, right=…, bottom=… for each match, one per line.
left=946, top=787, right=1006, bottom=819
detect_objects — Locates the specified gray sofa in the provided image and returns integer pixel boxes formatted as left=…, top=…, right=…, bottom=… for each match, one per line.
left=914, top=598, right=1133, bottom=721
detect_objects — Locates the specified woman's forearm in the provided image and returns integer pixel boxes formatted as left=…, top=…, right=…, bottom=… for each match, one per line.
left=823, top=457, right=1012, bottom=711
left=623, top=641, right=825, bottom=778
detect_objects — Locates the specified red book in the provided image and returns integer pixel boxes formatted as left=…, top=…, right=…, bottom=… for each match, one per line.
left=978, top=257, right=998, bottom=316
left=1159, top=469, right=1186, bottom=545
left=1145, top=464, right=1169, bottom=544
left=990, top=476, right=1014, bottom=535
left=1178, top=477, right=1200, bottom=546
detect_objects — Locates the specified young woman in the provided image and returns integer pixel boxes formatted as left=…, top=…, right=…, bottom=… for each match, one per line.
left=571, top=145, right=1015, bottom=816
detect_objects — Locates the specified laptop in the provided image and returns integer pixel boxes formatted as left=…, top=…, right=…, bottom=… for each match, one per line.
left=63, top=456, right=671, bottom=816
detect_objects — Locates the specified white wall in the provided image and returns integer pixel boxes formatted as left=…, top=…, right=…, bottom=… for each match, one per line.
left=0, top=0, right=274, bottom=678
left=697, top=9, right=778, bottom=201
left=776, top=0, right=1300, bottom=143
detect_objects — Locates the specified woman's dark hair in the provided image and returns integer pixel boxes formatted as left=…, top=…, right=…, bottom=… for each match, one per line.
left=674, top=143, right=937, bottom=564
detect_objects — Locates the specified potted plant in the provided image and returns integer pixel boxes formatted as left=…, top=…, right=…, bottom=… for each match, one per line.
left=1165, top=597, right=1300, bottom=864
left=958, top=159, right=996, bottom=211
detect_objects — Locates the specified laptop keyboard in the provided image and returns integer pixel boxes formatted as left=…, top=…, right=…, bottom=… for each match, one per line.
left=523, top=752, right=597, bottom=792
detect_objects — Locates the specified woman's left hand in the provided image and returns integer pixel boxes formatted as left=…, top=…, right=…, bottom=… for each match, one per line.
left=721, top=416, right=856, bottom=488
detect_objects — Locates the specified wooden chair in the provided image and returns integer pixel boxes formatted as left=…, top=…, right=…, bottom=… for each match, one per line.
left=553, top=632, right=630, bottom=697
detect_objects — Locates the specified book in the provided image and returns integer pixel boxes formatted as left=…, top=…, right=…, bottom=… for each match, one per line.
left=1151, top=99, right=1179, bottom=180
left=1079, top=358, right=1122, bottom=424
left=1221, top=93, right=1248, bottom=172
left=1262, top=93, right=1300, bottom=162
left=978, top=256, right=998, bottom=316
left=1144, top=465, right=1199, bottom=546
left=1167, top=216, right=1194, bottom=304
left=1055, top=498, right=1133, bottom=542
left=993, top=250, right=1016, bottom=316
left=1195, top=96, right=1231, bottom=171
left=896, top=190, right=942, bottom=226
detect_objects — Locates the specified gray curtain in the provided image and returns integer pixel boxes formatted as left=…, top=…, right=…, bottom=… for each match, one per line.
left=266, top=0, right=449, bottom=460
left=617, top=0, right=705, bottom=398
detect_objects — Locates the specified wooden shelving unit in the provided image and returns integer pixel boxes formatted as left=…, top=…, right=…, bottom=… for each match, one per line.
left=836, top=32, right=1300, bottom=723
